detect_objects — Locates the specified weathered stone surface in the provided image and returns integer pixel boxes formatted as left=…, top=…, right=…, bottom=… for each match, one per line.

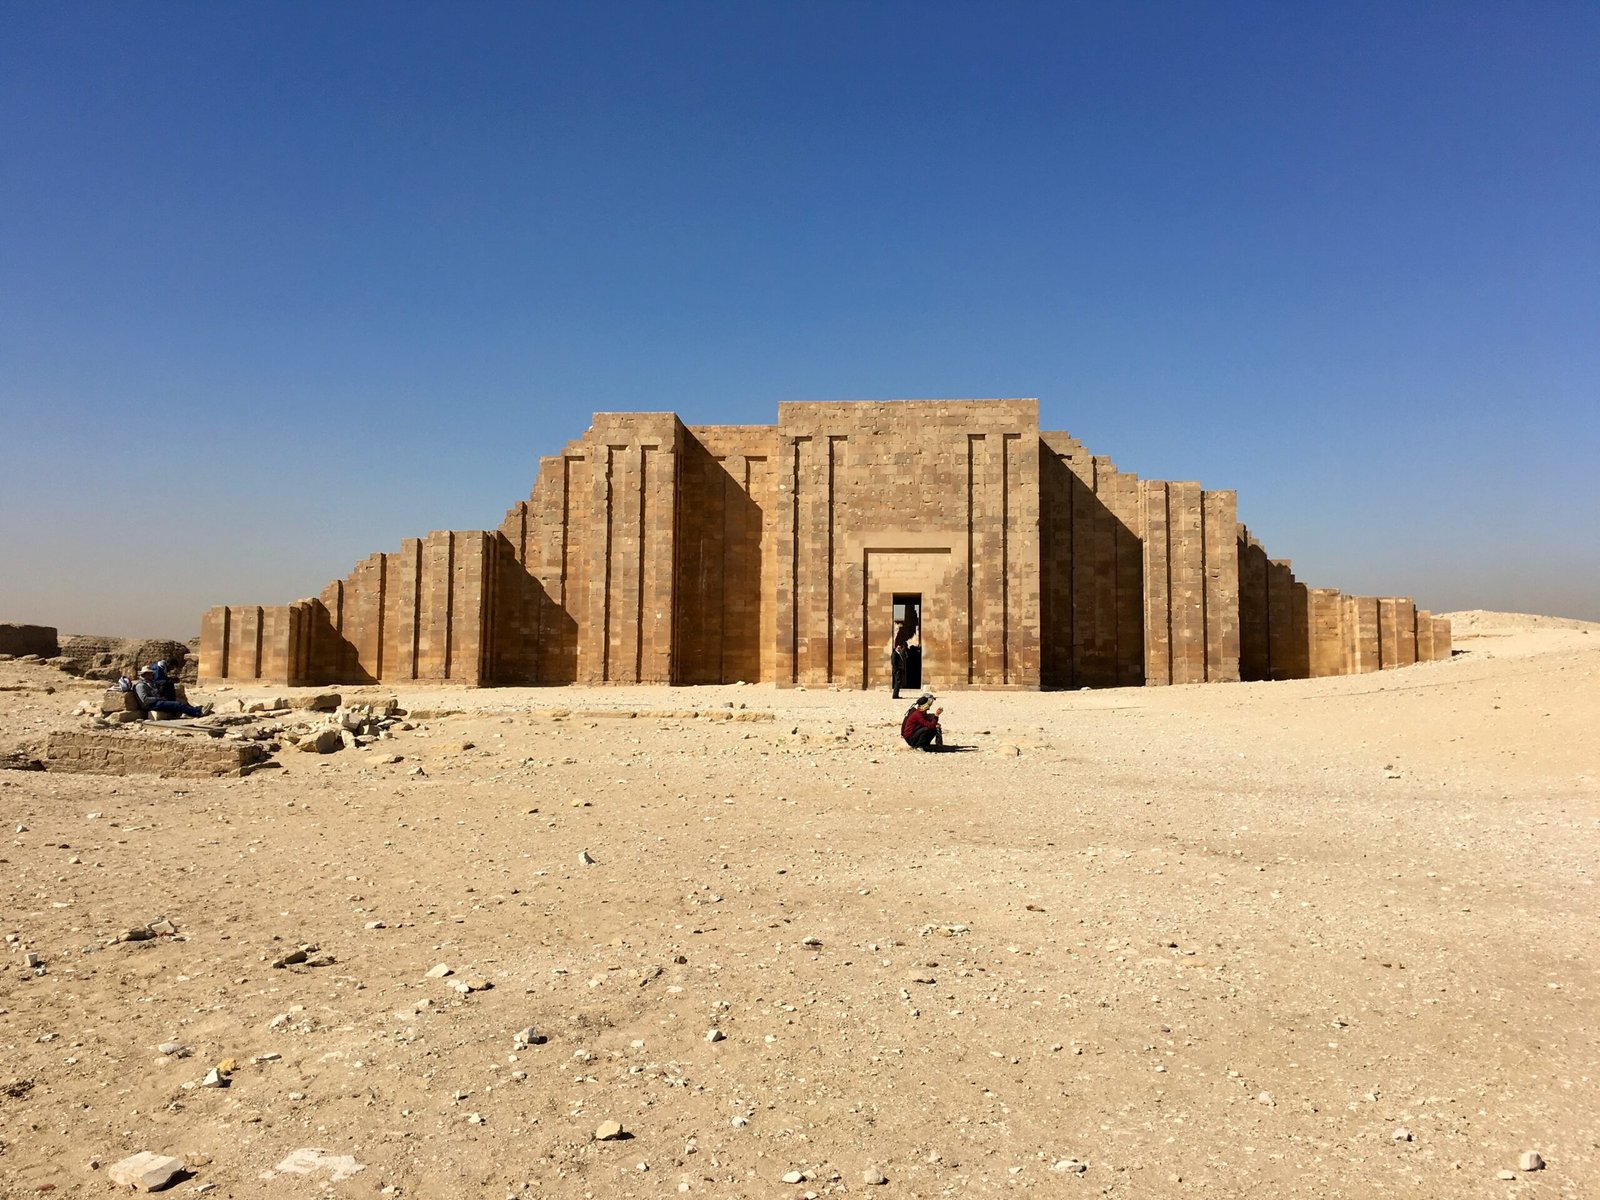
left=46, top=730, right=265, bottom=778
left=296, top=729, right=343, bottom=754
left=102, top=690, right=144, bottom=715
left=56, top=635, right=191, bottom=683
left=107, top=1150, right=185, bottom=1190
left=0, top=622, right=58, bottom=658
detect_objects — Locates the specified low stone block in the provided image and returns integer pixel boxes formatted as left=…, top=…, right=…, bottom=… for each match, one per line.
left=102, top=691, right=143, bottom=715
left=297, top=728, right=343, bottom=754
left=46, top=731, right=266, bottom=778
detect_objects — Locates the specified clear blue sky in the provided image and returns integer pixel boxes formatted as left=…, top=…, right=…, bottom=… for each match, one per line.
left=3, top=1, right=1597, bottom=638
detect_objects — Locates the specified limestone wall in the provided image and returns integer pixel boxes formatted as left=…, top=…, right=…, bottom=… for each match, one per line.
left=773, top=400, right=1040, bottom=691
left=1141, top=482, right=1240, bottom=684
left=1038, top=436, right=1145, bottom=687
left=674, top=425, right=777, bottom=684
left=201, top=531, right=495, bottom=686
left=0, top=623, right=59, bottom=658
left=1236, top=527, right=1451, bottom=681
left=196, top=399, right=1450, bottom=690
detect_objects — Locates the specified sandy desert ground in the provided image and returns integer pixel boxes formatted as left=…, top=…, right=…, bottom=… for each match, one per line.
left=0, top=611, right=1595, bottom=1199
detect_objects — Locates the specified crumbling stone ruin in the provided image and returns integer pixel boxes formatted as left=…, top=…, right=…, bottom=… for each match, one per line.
left=0, top=623, right=60, bottom=659
left=199, top=399, right=1450, bottom=689
left=0, top=624, right=196, bottom=683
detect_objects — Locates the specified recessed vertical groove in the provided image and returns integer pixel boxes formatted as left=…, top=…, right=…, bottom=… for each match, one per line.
left=636, top=445, right=649, bottom=684
left=967, top=434, right=979, bottom=685
left=1002, top=433, right=1016, bottom=684
left=602, top=446, right=617, bottom=682
left=375, top=554, right=387, bottom=680
left=444, top=532, right=455, bottom=681
left=789, top=437, right=802, bottom=685
left=826, top=435, right=844, bottom=682
left=410, top=540, right=423, bottom=681
left=1197, top=494, right=1207, bottom=682
left=253, top=605, right=264, bottom=679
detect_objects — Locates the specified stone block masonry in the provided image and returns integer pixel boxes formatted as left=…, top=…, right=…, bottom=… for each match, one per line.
left=199, top=399, right=1450, bottom=689
left=46, top=730, right=266, bottom=778
left=0, top=623, right=60, bottom=657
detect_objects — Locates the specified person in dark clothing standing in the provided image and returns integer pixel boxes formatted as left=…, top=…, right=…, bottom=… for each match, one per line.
left=900, top=694, right=945, bottom=751
left=890, top=615, right=918, bottom=699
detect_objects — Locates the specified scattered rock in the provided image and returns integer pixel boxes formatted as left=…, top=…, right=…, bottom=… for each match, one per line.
left=512, top=1026, right=546, bottom=1049
left=1393, top=1128, right=1413, bottom=1142
left=1519, top=1151, right=1545, bottom=1171
left=156, top=1042, right=191, bottom=1058
left=1256, top=1090, right=1275, bottom=1106
left=578, top=849, right=596, bottom=865
left=199, top=1068, right=228, bottom=1088
left=862, top=1166, right=888, bottom=1184
left=425, top=963, right=453, bottom=979
left=296, top=729, right=343, bottom=755
left=782, top=1170, right=804, bottom=1183
left=595, top=1120, right=625, bottom=1141
left=1051, top=1159, right=1088, bottom=1174
left=1497, top=1170, right=1517, bottom=1180
left=706, top=1028, right=725, bottom=1043
left=107, top=1151, right=185, bottom=1191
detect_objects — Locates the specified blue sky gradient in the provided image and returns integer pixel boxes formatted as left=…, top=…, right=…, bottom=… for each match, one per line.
left=3, top=1, right=1597, bottom=637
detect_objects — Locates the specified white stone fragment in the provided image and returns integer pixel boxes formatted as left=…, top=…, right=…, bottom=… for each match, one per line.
left=273, top=1148, right=365, bottom=1182
left=107, top=1152, right=185, bottom=1191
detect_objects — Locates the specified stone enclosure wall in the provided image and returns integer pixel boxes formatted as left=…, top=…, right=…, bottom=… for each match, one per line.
left=199, top=399, right=1450, bottom=689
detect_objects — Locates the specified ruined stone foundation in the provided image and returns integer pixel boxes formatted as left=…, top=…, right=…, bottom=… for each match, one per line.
left=200, top=400, right=1450, bottom=689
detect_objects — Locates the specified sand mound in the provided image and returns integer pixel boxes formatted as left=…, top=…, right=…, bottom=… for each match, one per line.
left=1442, top=608, right=1600, bottom=634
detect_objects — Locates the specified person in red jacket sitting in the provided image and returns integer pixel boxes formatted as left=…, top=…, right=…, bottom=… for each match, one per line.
left=900, top=694, right=945, bottom=751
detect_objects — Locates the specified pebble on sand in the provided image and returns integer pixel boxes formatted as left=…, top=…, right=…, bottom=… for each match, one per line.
left=595, top=1120, right=625, bottom=1141
left=1518, top=1151, right=1545, bottom=1171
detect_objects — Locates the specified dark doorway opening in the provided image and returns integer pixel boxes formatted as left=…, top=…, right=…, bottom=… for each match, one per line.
left=892, top=594, right=922, bottom=692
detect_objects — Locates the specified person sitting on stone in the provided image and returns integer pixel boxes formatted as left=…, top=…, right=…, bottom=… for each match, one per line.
left=134, top=666, right=208, bottom=719
left=900, top=693, right=945, bottom=751
left=147, top=660, right=179, bottom=702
